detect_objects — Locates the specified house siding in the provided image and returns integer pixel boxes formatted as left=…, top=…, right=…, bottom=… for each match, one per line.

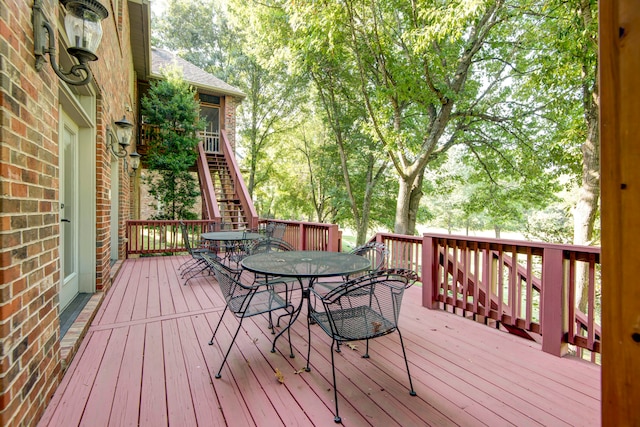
left=0, top=0, right=136, bottom=425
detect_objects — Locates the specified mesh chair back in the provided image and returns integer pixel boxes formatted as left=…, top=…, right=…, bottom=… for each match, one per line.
left=351, top=242, right=387, bottom=272
left=312, top=272, right=408, bottom=341
left=265, top=222, right=287, bottom=240
left=248, top=238, right=294, bottom=254
left=271, top=223, right=287, bottom=240
left=180, top=222, right=194, bottom=255
left=203, top=253, right=291, bottom=317
left=209, top=259, right=251, bottom=312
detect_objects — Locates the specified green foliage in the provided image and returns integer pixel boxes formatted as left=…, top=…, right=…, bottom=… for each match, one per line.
left=151, top=0, right=599, bottom=245
left=140, top=68, right=203, bottom=220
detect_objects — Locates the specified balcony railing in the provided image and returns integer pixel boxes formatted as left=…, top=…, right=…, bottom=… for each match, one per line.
left=139, top=124, right=219, bottom=154
left=124, top=220, right=600, bottom=362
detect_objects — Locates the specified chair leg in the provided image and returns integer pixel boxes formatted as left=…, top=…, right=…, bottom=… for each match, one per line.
left=305, top=315, right=312, bottom=372
left=183, top=261, right=209, bottom=284
left=208, top=306, right=229, bottom=346
left=214, top=316, right=245, bottom=379
left=180, top=257, right=203, bottom=277
left=330, top=340, right=341, bottom=423
left=397, top=328, right=417, bottom=396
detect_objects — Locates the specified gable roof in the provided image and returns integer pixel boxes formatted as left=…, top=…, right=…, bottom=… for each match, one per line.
left=151, top=47, right=245, bottom=99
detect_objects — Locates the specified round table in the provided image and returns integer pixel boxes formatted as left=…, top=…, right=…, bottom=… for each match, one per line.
left=242, top=251, right=371, bottom=357
left=201, top=231, right=264, bottom=261
left=241, top=250, right=371, bottom=279
left=201, top=231, right=263, bottom=241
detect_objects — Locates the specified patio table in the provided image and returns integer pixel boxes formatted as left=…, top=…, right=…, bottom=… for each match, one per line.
left=201, top=231, right=263, bottom=260
left=241, top=250, right=371, bottom=356
left=201, top=231, right=263, bottom=241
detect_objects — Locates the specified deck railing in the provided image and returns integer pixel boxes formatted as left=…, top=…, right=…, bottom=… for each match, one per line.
left=126, top=220, right=219, bottom=257
left=126, top=218, right=341, bottom=257
left=124, top=221, right=600, bottom=361
left=256, top=219, right=341, bottom=252
left=368, top=232, right=600, bottom=361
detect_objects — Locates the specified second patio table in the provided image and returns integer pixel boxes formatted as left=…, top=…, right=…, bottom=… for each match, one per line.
left=201, top=231, right=263, bottom=260
left=201, top=231, right=263, bottom=241
left=241, top=250, right=371, bottom=356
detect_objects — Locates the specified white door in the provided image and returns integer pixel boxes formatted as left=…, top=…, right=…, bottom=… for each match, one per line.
left=60, top=112, right=80, bottom=310
left=110, top=158, right=120, bottom=263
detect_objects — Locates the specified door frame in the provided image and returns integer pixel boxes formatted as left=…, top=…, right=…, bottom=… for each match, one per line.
left=59, top=86, right=97, bottom=304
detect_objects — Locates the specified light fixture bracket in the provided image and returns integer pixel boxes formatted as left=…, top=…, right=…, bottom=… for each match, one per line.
left=32, top=0, right=108, bottom=86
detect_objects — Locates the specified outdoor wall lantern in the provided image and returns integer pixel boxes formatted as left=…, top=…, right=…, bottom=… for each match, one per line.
left=33, top=0, right=108, bottom=86
left=108, top=116, right=134, bottom=158
left=129, top=151, right=141, bottom=176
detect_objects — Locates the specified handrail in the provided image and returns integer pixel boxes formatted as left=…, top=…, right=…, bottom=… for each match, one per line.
left=220, top=130, right=259, bottom=229
left=196, top=141, right=221, bottom=221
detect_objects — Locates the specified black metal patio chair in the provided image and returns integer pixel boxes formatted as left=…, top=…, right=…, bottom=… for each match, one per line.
left=245, top=237, right=297, bottom=330
left=306, top=270, right=417, bottom=423
left=264, top=222, right=287, bottom=241
left=179, top=221, right=216, bottom=283
left=314, top=242, right=389, bottom=295
left=204, top=253, right=299, bottom=378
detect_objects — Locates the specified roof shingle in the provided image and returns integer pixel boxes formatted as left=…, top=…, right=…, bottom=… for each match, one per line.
left=151, top=47, right=245, bottom=99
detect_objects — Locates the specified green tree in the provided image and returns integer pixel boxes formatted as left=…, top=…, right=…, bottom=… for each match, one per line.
left=141, top=68, right=203, bottom=220
left=265, top=0, right=564, bottom=236
left=155, top=0, right=308, bottom=205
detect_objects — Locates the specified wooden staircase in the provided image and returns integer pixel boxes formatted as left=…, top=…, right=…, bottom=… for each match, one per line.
left=205, top=153, right=248, bottom=228
left=195, top=130, right=258, bottom=230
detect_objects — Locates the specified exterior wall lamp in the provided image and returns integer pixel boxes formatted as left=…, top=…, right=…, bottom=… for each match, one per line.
left=33, top=0, right=108, bottom=86
left=107, top=116, right=140, bottom=175
left=129, top=151, right=141, bottom=176
left=108, top=116, right=133, bottom=158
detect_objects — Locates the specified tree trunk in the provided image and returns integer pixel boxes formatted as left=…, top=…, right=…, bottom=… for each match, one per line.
left=573, top=101, right=600, bottom=312
left=394, top=169, right=424, bottom=235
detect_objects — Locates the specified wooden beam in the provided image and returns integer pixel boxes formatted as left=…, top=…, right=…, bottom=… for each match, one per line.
left=600, top=1, right=640, bottom=424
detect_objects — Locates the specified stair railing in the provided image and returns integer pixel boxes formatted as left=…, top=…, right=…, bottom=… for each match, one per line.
left=219, top=130, right=259, bottom=229
left=196, top=141, right=221, bottom=222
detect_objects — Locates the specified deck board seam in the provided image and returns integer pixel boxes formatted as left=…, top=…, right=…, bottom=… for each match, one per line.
left=89, top=306, right=225, bottom=331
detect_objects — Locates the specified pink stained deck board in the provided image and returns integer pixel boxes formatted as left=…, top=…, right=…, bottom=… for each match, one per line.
left=39, top=256, right=601, bottom=427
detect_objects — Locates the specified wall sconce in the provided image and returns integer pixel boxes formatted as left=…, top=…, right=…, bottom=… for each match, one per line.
left=108, top=116, right=134, bottom=158
left=108, top=116, right=141, bottom=176
left=129, top=151, right=141, bottom=176
left=33, top=0, right=108, bottom=86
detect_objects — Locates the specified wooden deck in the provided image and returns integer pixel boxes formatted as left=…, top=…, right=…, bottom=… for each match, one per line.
left=39, top=256, right=601, bottom=426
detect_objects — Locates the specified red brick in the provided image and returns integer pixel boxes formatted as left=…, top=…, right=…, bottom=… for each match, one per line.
left=0, top=265, right=21, bottom=283
left=10, top=182, right=27, bottom=197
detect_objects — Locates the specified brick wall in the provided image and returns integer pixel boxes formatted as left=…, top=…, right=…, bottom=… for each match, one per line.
left=0, top=0, right=136, bottom=425
left=1, top=0, right=62, bottom=425
left=225, top=96, right=241, bottom=151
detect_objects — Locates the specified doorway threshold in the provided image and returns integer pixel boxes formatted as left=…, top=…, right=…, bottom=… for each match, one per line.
left=60, top=293, right=93, bottom=339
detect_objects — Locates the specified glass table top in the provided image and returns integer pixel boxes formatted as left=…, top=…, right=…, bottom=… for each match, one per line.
left=241, top=250, right=371, bottom=278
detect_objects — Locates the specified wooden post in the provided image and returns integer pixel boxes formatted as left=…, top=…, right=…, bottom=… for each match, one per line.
left=327, top=224, right=340, bottom=252
left=541, top=248, right=568, bottom=356
left=601, top=1, right=640, bottom=423
left=422, top=236, right=439, bottom=309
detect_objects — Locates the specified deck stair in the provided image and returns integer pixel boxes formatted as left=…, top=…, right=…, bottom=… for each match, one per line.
left=205, top=153, right=248, bottom=229
left=194, top=130, right=258, bottom=230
